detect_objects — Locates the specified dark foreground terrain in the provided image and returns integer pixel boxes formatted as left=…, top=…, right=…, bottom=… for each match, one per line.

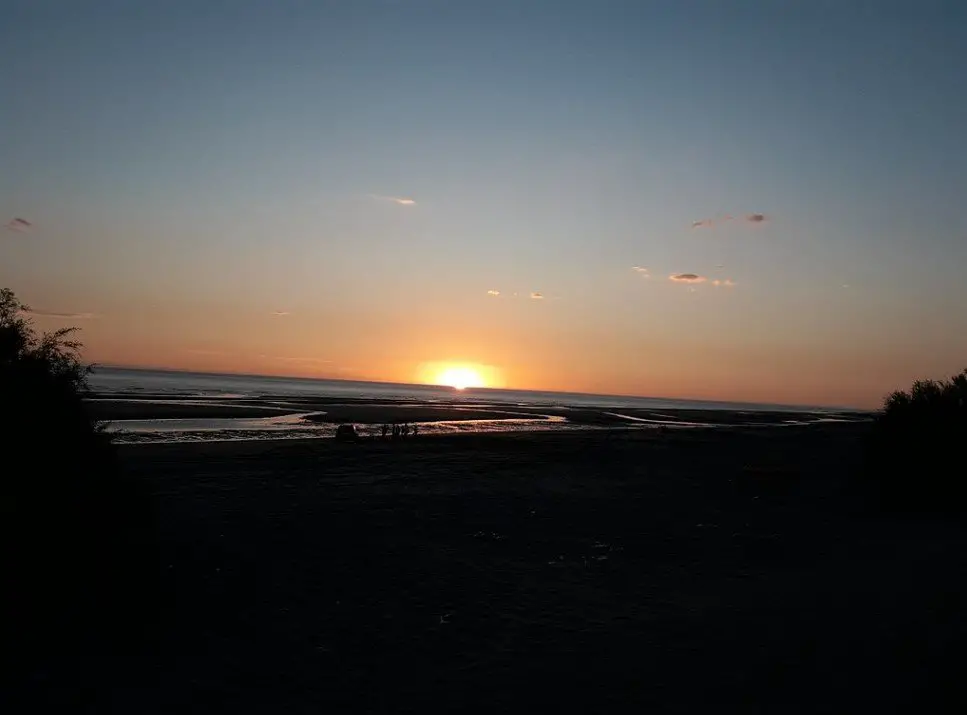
left=17, top=425, right=967, bottom=712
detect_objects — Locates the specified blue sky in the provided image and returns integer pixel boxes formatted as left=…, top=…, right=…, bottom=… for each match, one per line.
left=2, top=0, right=965, bottom=406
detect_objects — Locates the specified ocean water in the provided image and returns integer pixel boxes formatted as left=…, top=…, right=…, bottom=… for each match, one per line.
left=90, top=367, right=828, bottom=412
left=89, top=367, right=852, bottom=444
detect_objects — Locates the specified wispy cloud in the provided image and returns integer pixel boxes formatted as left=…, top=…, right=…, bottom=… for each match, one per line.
left=711, top=279, right=736, bottom=288
left=272, top=310, right=291, bottom=316
left=26, top=309, right=97, bottom=319
left=669, top=273, right=706, bottom=284
left=691, top=213, right=767, bottom=229
left=691, top=215, right=735, bottom=229
left=631, top=266, right=651, bottom=278
left=186, top=348, right=225, bottom=356
left=5, top=217, right=32, bottom=232
left=370, top=194, right=416, bottom=206
left=497, top=290, right=559, bottom=300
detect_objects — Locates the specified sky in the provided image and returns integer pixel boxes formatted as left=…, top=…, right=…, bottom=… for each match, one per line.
left=2, top=0, right=966, bottom=408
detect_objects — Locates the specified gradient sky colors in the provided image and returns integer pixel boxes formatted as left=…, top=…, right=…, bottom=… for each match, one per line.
left=3, top=0, right=966, bottom=407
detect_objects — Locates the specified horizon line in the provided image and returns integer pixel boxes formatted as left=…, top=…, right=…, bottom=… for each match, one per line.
left=92, top=364, right=866, bottom=412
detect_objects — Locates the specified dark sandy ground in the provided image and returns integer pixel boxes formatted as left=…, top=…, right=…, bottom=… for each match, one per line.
left=19, top=425, right=967, bottom=713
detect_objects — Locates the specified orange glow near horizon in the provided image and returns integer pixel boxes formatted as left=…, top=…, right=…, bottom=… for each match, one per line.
left=45, top=302, right=924, bottom=409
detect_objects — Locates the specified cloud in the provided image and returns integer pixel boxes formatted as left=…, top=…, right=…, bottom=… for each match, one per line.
left=530, top=292, right=544, bottom=300
left=26, top=309, right=97, bottom=319
left=487, top=290, right=500, bottom=296
left=272, top=310, right=291, bottom=316
left=691, top=215, right=734, bottom=229
left=371, top=194, right=416, bottom=206
left=669, top=273, right=706, bottom=284
left=691, top=213, right=768, bottom=228
left=5, top=217, right=32, bottom=232
left=712, top=279, right=736, bottom=288
left=631, top=266, right=651, bottom=277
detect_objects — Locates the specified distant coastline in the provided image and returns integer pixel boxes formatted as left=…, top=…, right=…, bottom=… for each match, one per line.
left=91, top=365, right=864, bottom=414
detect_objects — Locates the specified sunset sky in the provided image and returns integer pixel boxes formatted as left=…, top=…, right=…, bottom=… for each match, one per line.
left=2, top=1, right=965, bottom=408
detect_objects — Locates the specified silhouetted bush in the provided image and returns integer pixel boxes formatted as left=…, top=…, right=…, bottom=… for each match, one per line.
left=867, top=369, right=967, bottom=511
left=0, top=289, right=158, bottom=676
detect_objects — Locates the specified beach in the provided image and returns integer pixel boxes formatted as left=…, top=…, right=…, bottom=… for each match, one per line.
left=87, top=385, right=868, bottom=445
left=31, top=421, right=967, bottom=713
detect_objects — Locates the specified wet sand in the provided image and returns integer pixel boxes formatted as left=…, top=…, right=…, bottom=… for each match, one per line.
left=86, top=396, right=540, bottom=423
left=35, top=424, right=967, bottom=712
left=86, top=399, right=297, bottom=420
left=304, top=405, right=549, bottom=423
left=87, top=393, right=865, bottom=428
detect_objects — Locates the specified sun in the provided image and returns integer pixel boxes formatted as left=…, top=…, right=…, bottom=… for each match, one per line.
left=417, top=361, right=501, bottom=390
left=435, top=366, right=485, bottom=390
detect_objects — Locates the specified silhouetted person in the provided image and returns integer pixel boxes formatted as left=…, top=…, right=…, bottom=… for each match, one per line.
left=381, top=423, right=388, bottom=439
left=412, top=424, right=419, bottom=437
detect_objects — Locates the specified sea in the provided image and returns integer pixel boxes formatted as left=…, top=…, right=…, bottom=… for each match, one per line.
left=89, top=366, right=857, bottom=444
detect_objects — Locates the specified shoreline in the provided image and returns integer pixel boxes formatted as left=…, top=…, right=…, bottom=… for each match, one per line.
left=88, top=390, right=872, bottom=446
left=88, top=393, right=871, bottom=424
left=113, top=419, right=871, bottom=451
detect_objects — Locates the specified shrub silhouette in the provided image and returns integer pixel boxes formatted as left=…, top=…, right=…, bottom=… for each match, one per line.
left=0, top=289, right=158, bottom=679
left=867, top=368, right=967, bottom=510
